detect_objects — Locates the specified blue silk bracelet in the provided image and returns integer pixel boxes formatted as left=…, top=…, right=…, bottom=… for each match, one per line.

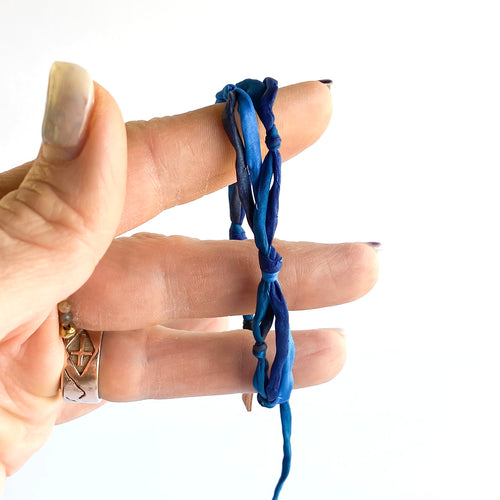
left=216, top=78, right=295, bottom=500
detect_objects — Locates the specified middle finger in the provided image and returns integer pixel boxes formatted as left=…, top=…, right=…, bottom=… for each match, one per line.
left=70, top=234, right=379, bottom=331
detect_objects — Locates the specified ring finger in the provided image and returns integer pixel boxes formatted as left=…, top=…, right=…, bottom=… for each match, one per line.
left=57, top=326, right=345, bottom=423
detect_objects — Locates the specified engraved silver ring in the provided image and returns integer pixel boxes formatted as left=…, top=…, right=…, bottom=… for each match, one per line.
left=61, top=329, right=103, bottom=403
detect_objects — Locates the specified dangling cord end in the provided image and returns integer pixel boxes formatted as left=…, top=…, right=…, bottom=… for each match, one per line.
left=242, top=314, right=254, bottom=411
left=242, top=393, right=253, bottom=411
left=272, top=401, right=293, bottom=500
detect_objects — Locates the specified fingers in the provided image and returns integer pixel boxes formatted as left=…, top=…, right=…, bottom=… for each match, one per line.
left=98, top=327, right=346, bottom=401
left=0, top=81, right=332, bottom=234
left=70, top=235, right=379, bottom=331
left=56, top=326, right=344, bottom=423
left=0, top=63, right=127, bottom=339
left=120, top=80, right=331, bottom=233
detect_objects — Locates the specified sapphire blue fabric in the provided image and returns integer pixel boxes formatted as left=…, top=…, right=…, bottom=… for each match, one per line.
left=216, top=78, right=295, bottom=499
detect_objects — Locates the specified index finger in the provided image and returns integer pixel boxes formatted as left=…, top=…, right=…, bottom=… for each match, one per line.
left=0, top=81, right=332, bottom=234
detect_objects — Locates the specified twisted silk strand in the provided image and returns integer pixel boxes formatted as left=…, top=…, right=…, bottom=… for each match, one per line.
left=216, top=78, right=295, bottom=499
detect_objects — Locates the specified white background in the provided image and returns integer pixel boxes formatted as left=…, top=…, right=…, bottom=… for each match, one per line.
left=1, top=0, right=499, bottom=499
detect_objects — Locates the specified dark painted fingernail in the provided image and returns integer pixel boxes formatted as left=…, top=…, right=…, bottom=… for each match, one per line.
left=319, top=79, right=333, bottom=89
left=365, top=242, right=382, bottom=252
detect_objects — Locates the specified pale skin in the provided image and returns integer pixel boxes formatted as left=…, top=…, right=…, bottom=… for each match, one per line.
left=0, top=78, right=379, bottom=495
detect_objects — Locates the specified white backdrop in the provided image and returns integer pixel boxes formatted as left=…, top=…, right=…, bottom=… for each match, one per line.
left=1, top=1, right=499, bottom=499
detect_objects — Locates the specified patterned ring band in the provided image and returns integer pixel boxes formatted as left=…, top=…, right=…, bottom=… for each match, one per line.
left=61, top=329, right=103, bottom=404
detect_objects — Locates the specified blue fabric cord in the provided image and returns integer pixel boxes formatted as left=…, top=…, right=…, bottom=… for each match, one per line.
left=216, top=78, right=296, bottom=499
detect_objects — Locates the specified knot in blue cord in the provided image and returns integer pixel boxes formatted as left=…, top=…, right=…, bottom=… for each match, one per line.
left=215, top=84, right=236, bottom=104
left=229, top=222, right=246, bottom=240
left=252, top=341, right=268, bottom=358
left=257, top=393, right=276, bottom=409
left=259, top=248, right=282, bottom=282
left=265, top=124, right=281, bottom=152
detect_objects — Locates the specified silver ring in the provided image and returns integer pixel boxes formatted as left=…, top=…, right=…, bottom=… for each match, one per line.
left=61, top=329, right=103, bottom=403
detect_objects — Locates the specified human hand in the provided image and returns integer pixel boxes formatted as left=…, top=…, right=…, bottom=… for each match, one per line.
left=0, top=62, right=378, bottom=495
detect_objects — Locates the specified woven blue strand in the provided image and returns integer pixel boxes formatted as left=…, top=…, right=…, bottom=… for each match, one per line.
left=216, top=78, right=295, bottom=499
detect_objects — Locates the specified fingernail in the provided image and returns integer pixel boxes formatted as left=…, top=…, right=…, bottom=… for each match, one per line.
left=365, top=242, right=382, bottom=252
left=42, top=62, right=94, bottom=157
left=319, top=79, right=333, bottom=89
left=335, top=328, right=345, bottom=338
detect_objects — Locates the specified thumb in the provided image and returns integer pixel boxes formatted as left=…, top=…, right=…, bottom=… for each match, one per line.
left=0, top=62, right=127, bottom=339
